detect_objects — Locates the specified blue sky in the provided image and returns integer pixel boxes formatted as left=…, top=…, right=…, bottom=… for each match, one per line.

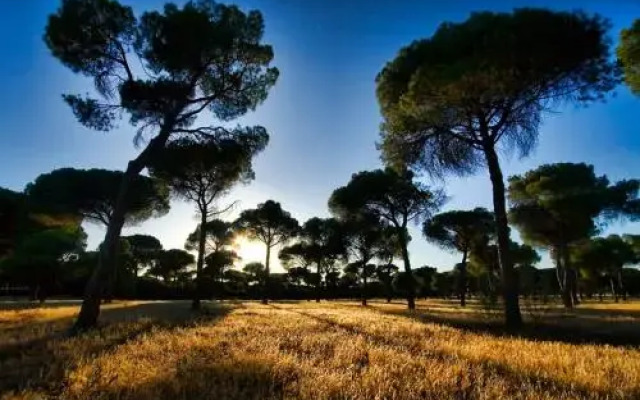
left=2, top=0, right=640, bottom=271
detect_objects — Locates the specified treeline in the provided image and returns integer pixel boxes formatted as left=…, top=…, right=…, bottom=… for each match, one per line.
left=3, top=162, right=640, bottom=308
left=2, top=0, right=640, bottom=331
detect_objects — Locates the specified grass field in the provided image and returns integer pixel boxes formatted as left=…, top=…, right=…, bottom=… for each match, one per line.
left=2, top=299, right=640, bottom=399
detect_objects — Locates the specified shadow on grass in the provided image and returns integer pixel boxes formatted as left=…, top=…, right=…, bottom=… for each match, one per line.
left=274, top=304, right=638, bottom=400
left=375, top=305, right=640, bottom=347
left=85, top=356, right=297, bottom=400
left=0, top=301, right=232, bottom=397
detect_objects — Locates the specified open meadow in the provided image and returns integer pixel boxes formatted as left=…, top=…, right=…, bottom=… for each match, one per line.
left=2, top=299, right=640, bottom=400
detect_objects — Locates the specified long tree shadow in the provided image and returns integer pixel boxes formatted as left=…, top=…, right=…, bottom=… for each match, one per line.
left=374, top=305, right=640, bottom=347
left=0, top=301, right=232, bottom=397
left=273, top=304, right=637, bottom=399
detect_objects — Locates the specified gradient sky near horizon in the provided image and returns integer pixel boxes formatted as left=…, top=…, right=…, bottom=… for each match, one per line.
left=2, top=0, right=640, bottom=272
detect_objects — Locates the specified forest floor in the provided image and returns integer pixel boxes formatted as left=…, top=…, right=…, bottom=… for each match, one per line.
left=1, top=299, right=640, bottom=399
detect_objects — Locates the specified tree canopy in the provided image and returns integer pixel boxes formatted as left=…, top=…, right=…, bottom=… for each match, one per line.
left=26, top=168, right=170, bottom=226
left=235, top=200, right=299, bottom=303
left=618, top=19, right=640, bottom=95
left=423, top=208, right=494, bottom=306
left=376, top=8, right=619, bottom=326
left=329, top=168, right=442, bottom=310
left=45, top=0, right=279, bottom=330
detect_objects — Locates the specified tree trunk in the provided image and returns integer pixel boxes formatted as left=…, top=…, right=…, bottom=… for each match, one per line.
left=71, top=129, right=171, bottom=333
left=562, top=247, right=579, bottom=306
left=555, top=245, right=573, bottom=309
left=617, top=269, right=626, bottom=301
left=483, top=144, right=522, bottom=328
left=361, top=274, right=368, bottom=306
left=316, top=261, right=322, bottom=303
left=459, top=248, right=468, bottom=307
left=610, top=276, right=618, bottom=303
left=397, top=226, right=415, bottom=310
left=192, top=211, right=207, bottom=311
left=262, top=243, right=271, bottom=305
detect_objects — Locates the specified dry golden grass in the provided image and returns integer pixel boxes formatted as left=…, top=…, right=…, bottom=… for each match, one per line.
left=2, top=299, right=640, bottom=399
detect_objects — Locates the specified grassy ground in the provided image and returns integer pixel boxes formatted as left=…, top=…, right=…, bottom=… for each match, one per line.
left=1, top=299, right=640, bottom=399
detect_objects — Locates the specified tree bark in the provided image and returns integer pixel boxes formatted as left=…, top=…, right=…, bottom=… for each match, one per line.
left=483, top=144, right=522, bottom=328
left=555, top=245, right=573, bottom=309
left=610, top=276, right=618, bottom=302
left=397, top=226, right=415, bottom=310
left=617, top=269, right=626, bottom=301
left=361, top=274, right=368, bottom=306
left=192, top=210, right=208, bottom=311
left=316, top=261, right=322, bottom=303
left=459, top=248, right=468, bottom=307
left=262, top=243, right=270, bottom=305
left=71, top=130, right=171, bottom=333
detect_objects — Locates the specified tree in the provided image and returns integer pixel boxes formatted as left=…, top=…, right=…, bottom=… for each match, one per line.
left=572, top=235, right=636, bottom=302
left=150, top=136, right=263, bottom=310
left=2, top=226, right=86, bottom=303
left=243, top=262, right=266, bottom=286
left=234, top=200, right=299, bottom=304
left=329, top=168, right=443, bottom=310
left=344, top=262, right=376, bottom=306
left=618, top=19, right=640, bottom=94
left=376, top=263, right=399, bottom=303
left=280, top=218, right=345, bottom=302
left=423, top=208, right=494, bottom=306
left=376, top=8, right=619, bottom=327
left=185, top=219, right=239, bottom=300
left=46, top=0, right=278, bottom=330
left=121, top=234, right=163, bottom=278
left=147, top=249, right=194, bottom=284
left=508, top=163, right=640, bottom=307
left=340, top=214, right=389, bottom=306
left=26, top=168, right=170, bottom=226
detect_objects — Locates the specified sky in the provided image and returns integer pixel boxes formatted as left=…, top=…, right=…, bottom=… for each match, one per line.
left=2, top=0, right=640, bottom=272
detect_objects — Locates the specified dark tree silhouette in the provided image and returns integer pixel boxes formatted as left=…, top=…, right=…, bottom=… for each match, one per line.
left=149, top=135, right=264, bottom=310
left=423, top=208, right=494, bottom=306
left=329, top=168, right=443, bottom=310
left=508, top=163, right=640, bottom=308
left=234, top=200, right=299, bottom=304
left=2, top=226, right=86, bottom=303
left=286, top=218, right=345, bottom=302
left=618, top=19, right=640, bottom=95
left=121, top=234, right=163, bottom=278
left=376, top=9, right=620, bottom=327
left=186, top=219, right=239, bottom=301
left=242, top=262, right=266, bottom=287
left=376, top=263, right=399, bottom=303
left=45, top=0, right=278, bottom=330
left=341, top=214, right=388, bottom=306
left=147, top=249, right=195, bottom=284
left=572, top=235, right=636, bottom=302
left=26, top=168, right=170, bottom=226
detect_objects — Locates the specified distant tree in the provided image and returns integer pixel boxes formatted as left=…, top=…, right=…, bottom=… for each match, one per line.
left=147, top=249, right=194, bottom=284
left=121, top=234, right=163, bottom=277
left=2, top=226, right=86, bottom=303
left=150, top=137, right=263, bottom=310
left=243, top=262, right=266, bottom=287
left=280, top=218, right=345, bottom=302
left=26, top=168, right=170, bottom=226
left=329, top=168, right=443, bottom=310
left=572, top=235, right=636, bottom=302
left=508, top=163, right=640, bottom=308
left=235, top=200, right=299, bottom=304
left=376, top=263, right=399, bottom=303
left=45, top=0, right=278, bottom=330
left=377, top=8, right=619, bottom=327
left=423, top=208, right=494, bottom=306
left=340, top=214, right=389, bottom=306
left=618, top=19, right=640, bottom=94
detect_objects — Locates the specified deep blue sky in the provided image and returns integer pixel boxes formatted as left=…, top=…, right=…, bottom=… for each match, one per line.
left=2, top=0, right=640, bottom=271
